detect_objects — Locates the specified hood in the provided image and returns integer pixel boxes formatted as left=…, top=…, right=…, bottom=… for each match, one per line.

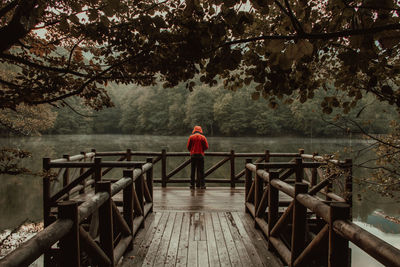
left=192, top=125, right=203, bottom=134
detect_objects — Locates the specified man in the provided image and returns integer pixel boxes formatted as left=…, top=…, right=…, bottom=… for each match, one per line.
left=187, top=125, right=209, bottom=189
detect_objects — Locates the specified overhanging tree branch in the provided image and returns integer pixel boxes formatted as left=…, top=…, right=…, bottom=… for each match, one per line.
left=0, top=0, right=43, bottom=53
left=0, top=53, right=89, bottom=78
left=222, top=23, right=400, bottom=46
left=0, top=0, right=18, bottom=19
left=30, top=50, right=148, bottom=105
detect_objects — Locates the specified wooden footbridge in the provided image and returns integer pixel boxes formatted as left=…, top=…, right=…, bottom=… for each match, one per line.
left=1, top=149, right=400, bottom=267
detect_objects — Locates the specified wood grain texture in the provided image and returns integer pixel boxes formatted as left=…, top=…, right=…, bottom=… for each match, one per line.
left=118, top=187, right=283, bottom=267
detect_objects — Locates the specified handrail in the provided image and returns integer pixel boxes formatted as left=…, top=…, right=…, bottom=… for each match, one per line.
left=333, top=220, right=400, bottom=267
left=45, top=149, right=307, bottom=188
left=244, top=159, right=400, bottom=267
left=1, top=164, right=153, bottom=267
left=93, top=151, right=300, bottom=157
left=0, top=219, right=73, bottom=267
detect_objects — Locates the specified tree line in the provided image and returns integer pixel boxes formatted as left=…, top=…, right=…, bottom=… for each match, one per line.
left=43, top=82, right=397, bottom=137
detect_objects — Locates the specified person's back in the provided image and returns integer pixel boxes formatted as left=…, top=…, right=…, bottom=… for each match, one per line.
left=187, top=126, right=208, bottom=189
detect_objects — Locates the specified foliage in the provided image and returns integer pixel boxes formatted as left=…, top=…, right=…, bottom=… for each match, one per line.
left=0, top=104, right=56, bottom=135
left=45, top=82, right=398, bottom=137
left=0, top=0, right=400, bottom=112
left=0, top=147, right=31, bottom=175
left=353, top=120, right=400, bottom=199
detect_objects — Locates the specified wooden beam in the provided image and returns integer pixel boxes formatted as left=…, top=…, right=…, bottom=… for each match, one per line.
left=79, top=226, right=111, bottom=266
left=204, top=157, right=230, bottom=178
left=293, top=225, right=328, bottom=267
left=166, top=158, right=191, bottom=180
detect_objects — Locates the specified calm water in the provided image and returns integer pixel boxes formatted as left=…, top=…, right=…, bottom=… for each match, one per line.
left=0, top=134, right=399, bottom=266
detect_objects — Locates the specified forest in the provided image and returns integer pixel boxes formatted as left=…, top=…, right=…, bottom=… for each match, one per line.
left=42, top=81, right=398, bottom=137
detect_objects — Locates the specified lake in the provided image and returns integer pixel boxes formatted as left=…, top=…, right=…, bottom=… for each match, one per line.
left=0, top=134, right=399, bottom=266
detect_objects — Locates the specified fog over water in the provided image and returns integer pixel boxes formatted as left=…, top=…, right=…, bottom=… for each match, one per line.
left=0, top=134, right=399, bottom=266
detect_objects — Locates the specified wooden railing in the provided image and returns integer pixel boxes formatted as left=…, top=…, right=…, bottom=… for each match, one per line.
left=95, top=149, right=301, bottom=187
left=0, top=156, right=154, bottom=267
left=244, top=155, right=400, bottom=267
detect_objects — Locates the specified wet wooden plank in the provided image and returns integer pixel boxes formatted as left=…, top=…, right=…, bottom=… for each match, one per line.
left=153, top=187, right=246, bottom=212
left=120, top=187, right=283, bottom=267
left=200, top=213, right=206, bottom=241
left=198, top=240, right=209, bottom=267
left=230, top=212, right=265, bottom=267
left=119, top=212, right=160, bottom=266
left=187, top=241, right=197, bottom=266
left=225, top=212, right=252, bottom=266
left=176, top=212, right=190, bottom=267
left=237, top=212, right=283, bottom=267
left=218, top=212, right=242, bottom=266
left=165, top=212, right=183, bottom=267
left=153, top=212, right=176, bottom=266
left=211, top=212, right=231, bottom=266
left=204, top=213, right=220, bottom=267
left=189, top=213, right=195, bottom=241
left=142, top=213, right=170, bottom=266
left=194, top=213, right=201, bottom=241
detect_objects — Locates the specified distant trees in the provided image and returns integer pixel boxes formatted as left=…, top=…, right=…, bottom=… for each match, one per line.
left=44, top=82, right=398, bottom=137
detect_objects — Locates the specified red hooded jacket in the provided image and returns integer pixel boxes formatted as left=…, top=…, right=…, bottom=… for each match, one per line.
left=187, top=126, right=209, bottom=155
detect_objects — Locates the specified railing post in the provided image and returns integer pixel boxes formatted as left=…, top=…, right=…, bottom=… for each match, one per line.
left=161, top=149, right=167, bottom=188
left=295, top=157, right=303, bottom=183
left=230, top=150, right=235, bottom=188
left=43, top=158, right=52, bottom=267
left=326, top=179, right=332, bottom=201
left=91, top=149, right=96, bottom=187
left=264, top=149, right=270, bottom=165
left=79, top=152, right=86, bottom=194
left=344, top=159, right=353, bottom=211
left=96, top=181, right=114, bottom=266
left=311, top=152, right=318, bottom=187
left=329, top=203, right=351, bottom=267
left=63, top=155, right=70, bottom=200
left=43, top=158, right=51, bottom=227
left=58, top=201, right=80, bottom=267
left=245, top=159, right=252, bottom=205
left=268, top=171, right=279, bottom=251
left=291, top=182, right=308, bottom=266
left=146, top=158, right=153, bottom=212
left=298, top=148, right=304, bottom=156
left=126, top=149, right=132, bottom=167
left=135, top=164, right=145, bottom=228
left=123, top=169, right=134, bottom=251
left=254, top=164, right=263, bottom=227
left=94, top=157, right=102, bottom=182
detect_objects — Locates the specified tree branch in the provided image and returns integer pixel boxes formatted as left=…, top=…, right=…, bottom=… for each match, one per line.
left=348, top=118, right=400, bottom=149
left=0, top=53, right=89, bottom=78
left=0, top=77, right=20, bottom=90
left=222, top=23, right=400, bottom=46
left=0, top=0, right=43, bottom=53
left=0, top=0, right=18, bottom=19
left=30, top=51, right=145, bottom=105
left=282, top=0, right=304, bottom=34
left=342, top=0, right=400, bottom=12
left=61, top=100, right=97, bottom=118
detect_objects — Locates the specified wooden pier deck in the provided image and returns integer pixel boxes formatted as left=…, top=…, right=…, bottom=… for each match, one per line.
left=3, top=150, right=399, bottom=267
left=119, top=187, right=283, bottom=267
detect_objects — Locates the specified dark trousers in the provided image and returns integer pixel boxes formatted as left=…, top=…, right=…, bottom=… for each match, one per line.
left=190, top=154, right=205, bottom=187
